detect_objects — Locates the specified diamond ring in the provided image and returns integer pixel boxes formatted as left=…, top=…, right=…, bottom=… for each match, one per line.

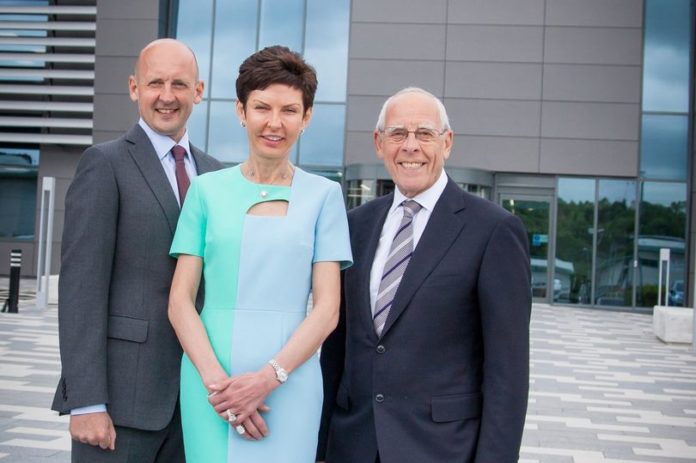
left=226, top=409, right=237, bottom=423
left=235, top=425, right=246, bottom=435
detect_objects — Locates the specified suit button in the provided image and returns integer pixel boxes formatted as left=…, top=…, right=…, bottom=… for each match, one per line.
left=375, top=394, right=384, bottom=403
left=376, top=345, right=385, bottom=354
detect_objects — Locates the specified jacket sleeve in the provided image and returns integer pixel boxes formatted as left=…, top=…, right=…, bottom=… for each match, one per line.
left=52, top=146, right=119, bottom=413
left=475, top=214, right=532, bottom=462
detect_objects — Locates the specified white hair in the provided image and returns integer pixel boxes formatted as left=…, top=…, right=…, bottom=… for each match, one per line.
left=375, top=86, right=451, bottom=131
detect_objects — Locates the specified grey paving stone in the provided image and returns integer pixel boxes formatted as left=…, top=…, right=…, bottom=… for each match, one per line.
left=1, top=280, right=695, bottom=462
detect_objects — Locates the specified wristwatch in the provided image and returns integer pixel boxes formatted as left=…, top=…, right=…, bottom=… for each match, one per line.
left=268, top=359, right=288, bottom=383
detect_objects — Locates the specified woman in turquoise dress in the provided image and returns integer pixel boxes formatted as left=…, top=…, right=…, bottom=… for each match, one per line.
left=167, top=45, right=352, bottom=462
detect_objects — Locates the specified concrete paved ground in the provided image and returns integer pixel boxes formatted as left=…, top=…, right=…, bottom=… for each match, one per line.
left=1, top=278, right=695, bottom=462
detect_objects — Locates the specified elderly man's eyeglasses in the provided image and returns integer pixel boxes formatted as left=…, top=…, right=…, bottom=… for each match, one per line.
left=380, top=127, right=447, bottom=143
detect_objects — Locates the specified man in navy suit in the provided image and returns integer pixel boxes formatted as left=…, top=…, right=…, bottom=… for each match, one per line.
left=318, top=87, right=531, bottom=463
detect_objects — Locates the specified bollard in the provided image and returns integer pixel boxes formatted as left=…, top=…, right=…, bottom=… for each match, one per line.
left=2, top=249, right=22, bottom=313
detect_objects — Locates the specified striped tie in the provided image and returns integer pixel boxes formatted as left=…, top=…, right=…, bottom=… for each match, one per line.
left=374, top=200, right=422, bottom=335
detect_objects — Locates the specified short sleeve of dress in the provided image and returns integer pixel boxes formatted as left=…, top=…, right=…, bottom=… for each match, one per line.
left=313, top=181, right=353, bottom=270
left=170, top=178, right=206, bottom=258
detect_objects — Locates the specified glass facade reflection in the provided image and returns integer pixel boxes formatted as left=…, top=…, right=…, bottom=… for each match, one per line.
left=502, top=198, right=551, bottom=299
left=0, top=147, right=39, bottom=240
left=298, top=104, right=345, bottom=166
left=554, top=177, right=687, bottom=310
left=594, top=180, right=636, bottom=307
left=642, top=0, right=690, bottom=113
left=176, top=0, right=350, bottom=170
left=555, top=178, right=595, bottom=305
left=637, top=182, right=687, bottom=307
left=640, top=114, right=688, bottom=181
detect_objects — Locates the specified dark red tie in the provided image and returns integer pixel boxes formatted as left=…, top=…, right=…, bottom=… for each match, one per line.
left=171, top=145, right=190, bottom=205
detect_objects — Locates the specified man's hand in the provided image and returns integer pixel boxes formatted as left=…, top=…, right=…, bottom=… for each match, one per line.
left=69, top=412, right=116, bottom=450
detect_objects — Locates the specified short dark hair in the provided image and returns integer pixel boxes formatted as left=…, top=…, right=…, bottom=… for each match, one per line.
left=236, top=45, right=318, bottom=114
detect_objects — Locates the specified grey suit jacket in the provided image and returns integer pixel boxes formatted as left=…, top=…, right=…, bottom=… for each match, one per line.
left=319, top=178, right=531, bottom=462
left=51, top=124, right=223, bottom=431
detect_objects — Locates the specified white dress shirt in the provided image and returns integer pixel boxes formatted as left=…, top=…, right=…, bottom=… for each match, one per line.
left=369, top=169, right=448, bottom=317
left=138, top=118, right=198, bottom=206
left=71, top=120, right=197, bottom=416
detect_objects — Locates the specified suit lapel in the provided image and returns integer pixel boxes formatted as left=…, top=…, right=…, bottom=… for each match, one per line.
left=380, top=180, right=468, bottom=338
left=190, top=144, right=217, bottom=175
left=353, top=195, right=392, bottom=340
left=125, top=125, right=181, bottom=235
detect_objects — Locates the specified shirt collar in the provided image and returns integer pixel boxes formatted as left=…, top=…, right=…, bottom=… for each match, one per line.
left=389, top=169, right=448, bottom=215
left=138, top=118, right=191, bottom=161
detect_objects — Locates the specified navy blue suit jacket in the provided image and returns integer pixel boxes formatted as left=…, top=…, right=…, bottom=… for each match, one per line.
left=319, top=178, right=531, bottom=462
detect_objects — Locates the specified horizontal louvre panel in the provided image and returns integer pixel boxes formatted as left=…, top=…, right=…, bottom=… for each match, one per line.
left=0, top=21, right=96, bottom=31
left=0, top=2, right=95, bottom=146
left=0, top=68, right=94, bottom=79
left=0, top=116, right=92, bottom=128
left=0, top=132, right=92, bottom=145
left=0, top=6, right=96, bottom=15
left=0, top=37, right=95, bottom=47
left=0, top=84, right=93, bottom=95
left=0, top=52, right=94, bottom=63
left=0, top=100, right=93, bottom=112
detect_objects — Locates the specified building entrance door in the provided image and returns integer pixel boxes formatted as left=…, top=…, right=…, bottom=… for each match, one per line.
left=500, top=195, right=554, bottom=302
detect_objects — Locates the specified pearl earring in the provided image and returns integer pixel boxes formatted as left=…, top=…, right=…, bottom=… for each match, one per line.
left=240, top=121, right=246, bottom=128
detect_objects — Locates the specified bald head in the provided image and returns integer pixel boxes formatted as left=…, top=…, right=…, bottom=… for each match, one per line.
left=134, top=38, right=200, bottom=81
left=128, top=38, right=204, bottom=142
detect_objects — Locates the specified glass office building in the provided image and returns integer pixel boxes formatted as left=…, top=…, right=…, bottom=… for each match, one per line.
left=0, top=0, right=693, bottom=313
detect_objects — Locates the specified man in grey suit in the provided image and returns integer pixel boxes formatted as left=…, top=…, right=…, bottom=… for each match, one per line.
left=52, top=38, right=222, bottom=462
left=318, top=87, right=531, bottom=462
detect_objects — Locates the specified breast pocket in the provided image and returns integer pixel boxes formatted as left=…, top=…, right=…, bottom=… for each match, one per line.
left=431, top=393, right=482, bottom=423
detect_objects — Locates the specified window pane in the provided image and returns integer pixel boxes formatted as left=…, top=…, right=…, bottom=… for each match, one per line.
left=208, top=101, right=247, bottom=163
left=594, top=180, right=635, bottom=307
left=0, top=147, right=39, bottom=240
left=187, top=101, right=209, bottom=153
left=346, top=179, right=375, bottom=209
left=642, top=0, right=691, bottom=112
left=555, top=178, right=595, bottom=304
left=210, top=0, right=258, bottom=99
left=304, top=0, right=350, bottom=102
left=640, top=114, right=687, bottom=181
left=259, top=0, right=304, bottom=52
left=176, top=0, right=213, bottom=98
left=637, top=182, right=687, bottom=307
left=298, top=103, right=344, bottom=166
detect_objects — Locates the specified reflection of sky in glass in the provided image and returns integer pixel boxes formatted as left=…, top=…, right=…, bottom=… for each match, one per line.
left=0, top=14, right=48, bottom=55
left=642, top=0, right=690, bottom=112
left=187, top=101, right=208, bottom=153
left=558, top=178, right=594, bottom=203
left=640, top=114, right=687, bottom=181
left=176, top=0, right=213, bottom=98
left=208, top=101, right=247, bottom=163
left=210, top=0, right=258, bottom=99
left=599, top=179, right=635, bottom=205
left=0, top=147, right=40, bottom=166
left=304, top=0, right=350, bottom=102
left=298, top=103, right=345, bottom=166
left=259, top=0, right=303, bottom=51
left=642, top=181, right=686, bottom=207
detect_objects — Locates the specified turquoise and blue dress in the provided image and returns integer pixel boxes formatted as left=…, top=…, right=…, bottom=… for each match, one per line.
left=170, top=165, right=352, bottom=462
